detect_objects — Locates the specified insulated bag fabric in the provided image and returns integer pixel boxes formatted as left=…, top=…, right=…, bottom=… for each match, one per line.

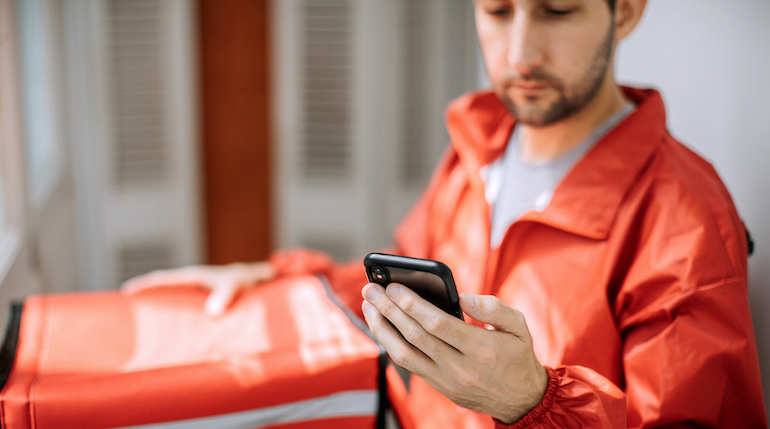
left=0, top=275, right=387, bottom=429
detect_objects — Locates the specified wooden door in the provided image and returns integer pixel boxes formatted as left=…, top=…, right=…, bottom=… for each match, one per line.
left=199, top=0, right=273, bottom=264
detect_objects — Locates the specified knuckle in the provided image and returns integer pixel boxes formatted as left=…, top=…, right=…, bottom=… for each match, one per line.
left=513, top=309, right=527, bottom=326
left=398, top=294, right=417, bottom=314
left=425, top=315, right=449, bottom=336
left=390, top=348, right=411, bottom=369
left=403, top=325, right=428, bottom=347
left=378, top=298, right=397, bottom=318
left=489, top=297, right=505, bottom=316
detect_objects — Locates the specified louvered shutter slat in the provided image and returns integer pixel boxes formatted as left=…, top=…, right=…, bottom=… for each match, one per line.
left=301, top=0, right=352, bottom=182
left=107, top=0, right=168, bottom=186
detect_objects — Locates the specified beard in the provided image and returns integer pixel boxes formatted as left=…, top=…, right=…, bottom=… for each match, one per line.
left=496, top=24, right=615, bottom=127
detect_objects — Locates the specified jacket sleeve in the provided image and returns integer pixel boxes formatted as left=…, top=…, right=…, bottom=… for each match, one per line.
left=618, top=275, right=766, bottom=428
left=493, top=367, right=626, bottom=428
left=498, top=201, right=767, bottom=428
left=610, top=181, right=766, bottom=428
left=495, top=275, right=766, bottom=428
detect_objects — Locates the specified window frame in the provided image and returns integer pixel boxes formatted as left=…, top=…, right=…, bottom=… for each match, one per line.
left=0, top=0, right=45, bottom=327
left=0, top=0, right=29, bottom=281
left=17, top=0, right=66, bottom=210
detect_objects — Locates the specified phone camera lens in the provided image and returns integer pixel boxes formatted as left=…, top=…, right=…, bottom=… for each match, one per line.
left=372, top=266, right=385, bottom=280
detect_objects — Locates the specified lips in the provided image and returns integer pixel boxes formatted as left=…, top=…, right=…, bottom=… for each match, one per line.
left=515, top=81, right=547, bottom=89
left=511, top=81, right=549, bottom=97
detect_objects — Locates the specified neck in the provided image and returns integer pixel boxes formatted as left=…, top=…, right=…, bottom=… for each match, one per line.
left=519, top=79, right=627, bottom=162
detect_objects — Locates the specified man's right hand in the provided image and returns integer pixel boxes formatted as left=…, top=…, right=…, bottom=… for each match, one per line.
left=121, top=262, right=276, bottom=316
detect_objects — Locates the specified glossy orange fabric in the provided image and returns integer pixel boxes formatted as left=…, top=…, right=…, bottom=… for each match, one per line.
left=0, top=276, right=382, bottom=429
left=277, top=88, right=767, bottom=428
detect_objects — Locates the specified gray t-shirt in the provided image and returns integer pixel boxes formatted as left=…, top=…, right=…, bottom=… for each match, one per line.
left=487, top=103, right=635, bottom=247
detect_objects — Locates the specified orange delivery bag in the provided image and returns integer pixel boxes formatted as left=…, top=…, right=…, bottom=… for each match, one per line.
left=0, top=275, right=388, bottom=429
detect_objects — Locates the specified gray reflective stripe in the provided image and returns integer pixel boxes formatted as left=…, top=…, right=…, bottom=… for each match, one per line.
left=318, top=275, right=378, bottom=344
left=111, top=390, right=378, bottom=429
left=317, top=275, right=388, bottom=429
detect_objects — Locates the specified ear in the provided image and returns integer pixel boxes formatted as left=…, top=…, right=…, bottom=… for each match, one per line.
left=614, top=0, right=648, bottom=42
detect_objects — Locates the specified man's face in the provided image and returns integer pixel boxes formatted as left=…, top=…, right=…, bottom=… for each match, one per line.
left=475, top=0, right=615, bottom=126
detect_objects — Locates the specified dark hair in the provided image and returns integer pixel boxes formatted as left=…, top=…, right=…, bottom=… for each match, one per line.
left=607, top=0, right=617, bottom=12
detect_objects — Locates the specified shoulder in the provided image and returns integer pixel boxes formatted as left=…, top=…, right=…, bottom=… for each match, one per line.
left=644, top=134, right=740, bottom=237
left=621, top=134, right=747, bottom=282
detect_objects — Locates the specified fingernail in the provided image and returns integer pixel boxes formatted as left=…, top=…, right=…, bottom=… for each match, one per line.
left=464, top=294, right=478, bottom=309
left=365, top=286, right=380, bottom=301
left=386, top=284, right=401, bottom=298
left=363, top=303, right=375, bottom=317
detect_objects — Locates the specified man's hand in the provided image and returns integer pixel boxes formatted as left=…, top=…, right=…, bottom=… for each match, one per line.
left=361, top=282, right=548, bottom=424
left=122, top=262, right=275, bottom=316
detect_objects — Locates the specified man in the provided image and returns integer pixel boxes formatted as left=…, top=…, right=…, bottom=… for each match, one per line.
left=125, top=0, right=767, bottom=427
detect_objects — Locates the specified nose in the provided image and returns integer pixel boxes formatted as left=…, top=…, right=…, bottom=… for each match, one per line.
left=506, top=14, right=544, bottom=75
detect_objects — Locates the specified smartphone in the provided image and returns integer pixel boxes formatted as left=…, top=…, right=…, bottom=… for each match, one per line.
left=363, top=253, right=464, bottom=321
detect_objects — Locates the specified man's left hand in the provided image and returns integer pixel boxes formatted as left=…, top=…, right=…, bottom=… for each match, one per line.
left=361, top=282, right=548, bottom=424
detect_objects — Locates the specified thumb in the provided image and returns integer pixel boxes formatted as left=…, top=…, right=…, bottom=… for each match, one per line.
left=460, top=293, right=529, bottom=337
left=205, top=282, right=239, bottom=316
left=121, top=270, right=172, bottom=294
left=121, top=276, right=148, bottom=294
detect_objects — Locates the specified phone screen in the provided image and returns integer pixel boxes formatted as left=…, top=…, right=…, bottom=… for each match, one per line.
left=386, top=266, right=453, bottom=314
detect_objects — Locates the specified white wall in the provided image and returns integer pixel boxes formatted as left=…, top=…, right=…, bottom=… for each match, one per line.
left=615, top=0, right=770, bottom=411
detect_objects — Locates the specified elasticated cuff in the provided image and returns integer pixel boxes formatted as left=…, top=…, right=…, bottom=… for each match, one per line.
left=493, top=366, right=559, bottom=429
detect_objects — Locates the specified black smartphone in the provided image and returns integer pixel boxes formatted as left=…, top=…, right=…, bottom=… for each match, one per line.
left=363, top=253, right=464, bottom=321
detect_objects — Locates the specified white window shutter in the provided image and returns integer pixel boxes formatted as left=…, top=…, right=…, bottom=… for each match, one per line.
left=273, top=0, right=478, bottom=262
left=107, top=0, right=170, bottom=187
left=69, top=0, right=201, bottom=289
left=301, top=0, right=354, bottom=183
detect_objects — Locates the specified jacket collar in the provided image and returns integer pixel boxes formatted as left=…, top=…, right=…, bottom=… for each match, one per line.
left=445, top=87, right=668, bottom=240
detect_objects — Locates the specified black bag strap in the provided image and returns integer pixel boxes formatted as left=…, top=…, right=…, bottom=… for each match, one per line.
left=317, top=276, right=390, bottom=429
left=0, top=301, right=23, bottom=393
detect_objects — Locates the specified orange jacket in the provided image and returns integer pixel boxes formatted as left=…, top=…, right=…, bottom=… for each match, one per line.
left=271, top=87, right=767, bottom=428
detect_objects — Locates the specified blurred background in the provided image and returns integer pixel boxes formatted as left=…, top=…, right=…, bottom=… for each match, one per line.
left=0, top=0, right=767, bottom=412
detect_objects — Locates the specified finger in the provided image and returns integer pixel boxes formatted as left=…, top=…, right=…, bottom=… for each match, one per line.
left=362, top=283, right=434, bottom=348
left=384, top=283, right=468, bottom=350
left=250, top=262, right=276, bottom=283
left=361, top=301, right=434, bottom=377
left=121, top=267, right=208, bottom=293
left=225, top=262, right=276, bottom=285
left=362, top=283, right=417, bottom=336
left=205, top=282, right=240, bottom=316
left=363, top=283, right=463, bottom=360
left=459, top=293, right=529, bottom=338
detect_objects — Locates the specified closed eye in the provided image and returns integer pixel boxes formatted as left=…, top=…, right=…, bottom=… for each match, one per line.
left=486, top=7, right=512, bottom=18
left=545, top=8, right=574, bottom=16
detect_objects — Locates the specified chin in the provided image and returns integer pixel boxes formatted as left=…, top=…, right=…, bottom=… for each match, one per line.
left=498, top=96, right=550, bottom=125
